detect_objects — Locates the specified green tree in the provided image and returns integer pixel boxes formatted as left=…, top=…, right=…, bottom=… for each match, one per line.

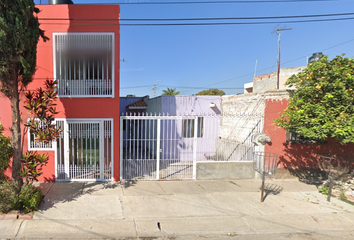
left=0, top=0, right=48, bottom=185
left=275, top=55, right=354, bottom=144
left=196, top=89, right=225, bottom=96
left=162, top=87, right=180, bottom=96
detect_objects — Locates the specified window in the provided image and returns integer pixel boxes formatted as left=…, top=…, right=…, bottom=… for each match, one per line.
left=28, top=120, right=59, bottom=150
left=183, top=117, right=204, bottom=138
left=286, top=131, right=326, bottom=144
left=54, top=33, right=114, bottom=97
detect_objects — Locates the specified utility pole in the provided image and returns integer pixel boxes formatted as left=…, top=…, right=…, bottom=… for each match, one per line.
left=153, top=85, right=157, bottom=97
left=273, top=26, right=292, bottom=89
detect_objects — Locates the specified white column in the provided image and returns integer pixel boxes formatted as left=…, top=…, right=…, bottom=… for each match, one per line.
left=156, top=119, right=161, bottom=180
left=193, top=116, right=198, bottom=180
left=64, top=121, right=70, bottom=181
left=120, top=117, right=123, bottom=181
left=99, top=121, right=104, bottom=181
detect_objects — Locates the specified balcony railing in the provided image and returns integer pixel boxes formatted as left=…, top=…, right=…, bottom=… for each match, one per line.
left=57, top=79, right=113, bottom=97
left=54, top=33, right=115, bottom=98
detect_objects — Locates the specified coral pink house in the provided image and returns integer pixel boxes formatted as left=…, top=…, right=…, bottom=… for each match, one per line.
left=264, top=99, right=354, bottom=177
left=0, top=3, right=120, bottom=182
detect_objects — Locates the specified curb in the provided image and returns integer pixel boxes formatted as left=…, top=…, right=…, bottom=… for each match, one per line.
left=0, top=214, right=32, bottom=220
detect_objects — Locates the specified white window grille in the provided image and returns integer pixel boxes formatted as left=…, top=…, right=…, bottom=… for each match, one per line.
left=53, top=33, right=115, bottom=98
left=28, top=120, right=59, bottom=151
left=183, top=117, right=204, bottom=138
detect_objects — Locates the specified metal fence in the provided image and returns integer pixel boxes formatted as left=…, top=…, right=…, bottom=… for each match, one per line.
left=120, top=113, right=263, bottom=180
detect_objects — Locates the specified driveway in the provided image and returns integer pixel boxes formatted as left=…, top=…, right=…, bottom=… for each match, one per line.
left=1, top=179, right=354, bottom=239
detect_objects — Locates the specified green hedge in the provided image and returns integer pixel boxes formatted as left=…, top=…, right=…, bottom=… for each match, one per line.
left=0, top=182, right=43, bottom=213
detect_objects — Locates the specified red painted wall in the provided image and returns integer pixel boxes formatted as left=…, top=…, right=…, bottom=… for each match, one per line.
left=0, top=4, right=120, bottom=181
left=264, top=99, right=354, bottom=171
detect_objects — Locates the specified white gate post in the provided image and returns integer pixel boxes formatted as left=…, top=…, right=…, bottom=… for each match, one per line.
left=193, top=116, right=198, bottom=180
left=120, top=117, right=123, bottom=181
left=99, top=121, right=104, bottom=181
left=64, top=120, right=70, bottom=181
left=156, top=119, right=161, bottom=180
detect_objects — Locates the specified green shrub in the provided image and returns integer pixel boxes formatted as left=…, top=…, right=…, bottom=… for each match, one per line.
left=319, top=185, right=329, bottom=195
left=18, top=184, right=43, bottom=213
left=0, top=181, right=20, bottom=213
left=0, top=182, right=43, bottom=213
left=0, top=123, right=12, bottom=180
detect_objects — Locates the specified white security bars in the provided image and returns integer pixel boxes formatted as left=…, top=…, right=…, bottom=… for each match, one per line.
left=53, top=33, right=115, bottom=97
left=120, top=113, right=263, bottom=180
left=28, top=120, right=57, bottom=150
left=56, top=119, right=113, bottom=181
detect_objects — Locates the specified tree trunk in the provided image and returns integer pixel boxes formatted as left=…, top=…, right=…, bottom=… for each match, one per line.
left=10, top=83, right=23, bottom=187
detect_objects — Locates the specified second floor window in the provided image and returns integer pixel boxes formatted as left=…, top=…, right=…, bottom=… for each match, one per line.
left=54, top=33, right=115, bottom=97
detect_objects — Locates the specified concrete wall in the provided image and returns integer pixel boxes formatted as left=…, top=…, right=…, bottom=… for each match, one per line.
left=220, top=94, right=265, bottom=142
left=196, top=162, right=255, bottom=179
left=253, top=66, right=305, bottom=93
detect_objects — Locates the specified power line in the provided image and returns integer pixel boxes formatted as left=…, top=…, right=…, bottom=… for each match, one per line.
left=201, top=37, right=354, bottom=88
left=38, top=16, right=354, bottom=26
left=52, top=0, right=336, bottom=5
left=120, top=84, right=243, bottom=90
left=159, top=85, right=244, bottom=89
left=32, top=36, right=354, bottom=92
left=38, top=12, right=354, bottom=22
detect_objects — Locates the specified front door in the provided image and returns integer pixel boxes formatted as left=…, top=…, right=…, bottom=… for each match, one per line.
left=56, top=119, right=113, bottom=181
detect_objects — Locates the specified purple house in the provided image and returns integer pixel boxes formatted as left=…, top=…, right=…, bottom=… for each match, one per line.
left=120, top=95, right=255, bottom=180
left=141, top=96, right=222, bottom=163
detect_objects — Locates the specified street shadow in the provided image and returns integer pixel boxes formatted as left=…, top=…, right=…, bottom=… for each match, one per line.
left=37, top=182, right=106, bottom=212
left=262, top=183, right=284, bottom=201
left=120, top=179, right=137, bottom=189
left=279, top=138, right=354, bottom=186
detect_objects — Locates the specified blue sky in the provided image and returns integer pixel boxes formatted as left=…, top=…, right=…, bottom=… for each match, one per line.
left=34, top=0, right=354, bottom=96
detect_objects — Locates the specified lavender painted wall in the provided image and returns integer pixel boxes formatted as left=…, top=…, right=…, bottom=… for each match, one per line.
left=144, top=96, right=222, bottom=162
left=160, top=95, right=222, bottom=115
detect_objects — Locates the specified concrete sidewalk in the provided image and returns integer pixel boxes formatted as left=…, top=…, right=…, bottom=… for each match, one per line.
left=1, top=179, right=354, bottom=239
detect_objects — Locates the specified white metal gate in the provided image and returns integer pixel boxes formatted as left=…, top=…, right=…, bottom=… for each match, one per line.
left=120, top=116, right=196, bottom=180
left=56, top=119, right=113, bottom=181
left=120, top=114, right=263, bottom=180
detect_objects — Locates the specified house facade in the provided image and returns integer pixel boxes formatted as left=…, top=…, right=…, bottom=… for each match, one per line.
left=0, top=3, right=120, bottom=182
left=223, top=88, right=354, bottom=178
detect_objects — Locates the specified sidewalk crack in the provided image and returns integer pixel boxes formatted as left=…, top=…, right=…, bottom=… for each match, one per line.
left=156, top=182, right=167, bottom=194
left=133, top=219, right=138, bottom=237
left=15, top=220, right=24, bottom=239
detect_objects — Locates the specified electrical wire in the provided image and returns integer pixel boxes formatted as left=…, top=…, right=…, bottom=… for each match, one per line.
left=50, top=0, right=336, bottom=5
left=31, top=36, right=354, bottom=92
left=38, top=12, right=354, bottom=22
left=38, top=16, right=354, bottom=26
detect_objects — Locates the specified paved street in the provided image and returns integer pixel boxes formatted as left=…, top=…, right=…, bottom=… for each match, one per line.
left=1, top=179, right=354, bottom=239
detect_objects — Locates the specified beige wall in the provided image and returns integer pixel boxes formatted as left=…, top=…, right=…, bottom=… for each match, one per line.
left=253, top=66, right=305, bottom=93
left=220, top=91, right=289, bottom=142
